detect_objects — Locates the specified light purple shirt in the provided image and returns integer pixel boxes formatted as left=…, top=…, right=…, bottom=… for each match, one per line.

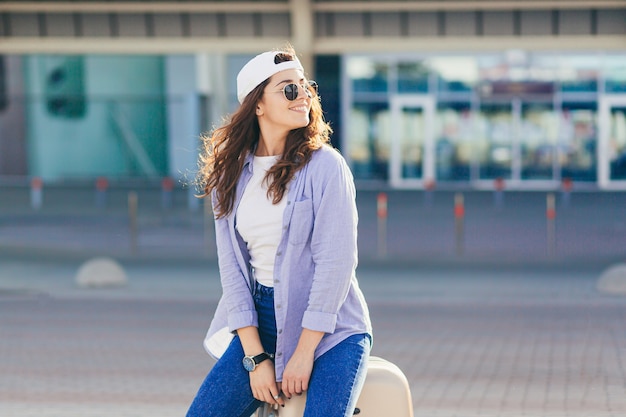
left=203, top=144, right=372, bottom=381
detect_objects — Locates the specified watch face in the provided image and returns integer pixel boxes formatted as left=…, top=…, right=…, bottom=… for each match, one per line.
left=242, top=356, right=256, bottom=372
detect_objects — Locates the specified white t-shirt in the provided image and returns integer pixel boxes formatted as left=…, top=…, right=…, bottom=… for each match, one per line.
left=236, top=155, right=287, bottom=287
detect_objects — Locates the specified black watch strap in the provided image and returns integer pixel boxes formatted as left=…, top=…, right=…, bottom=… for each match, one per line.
left=253, top=352, right=275, bottom=364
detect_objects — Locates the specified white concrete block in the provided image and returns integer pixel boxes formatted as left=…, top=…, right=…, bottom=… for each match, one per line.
left=75, top=257, right=128, bottom=288
left=597, top=263, right=626, bottom=296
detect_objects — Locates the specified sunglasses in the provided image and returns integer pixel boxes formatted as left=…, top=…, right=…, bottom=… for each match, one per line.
left=269, top=80, right=318, bottom=101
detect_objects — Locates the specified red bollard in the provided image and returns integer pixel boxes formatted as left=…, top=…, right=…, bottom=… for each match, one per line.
left=377, top=192, right=388, bottom=259
left=95, top=176, right=109, bottom=208
left=546, top=193, right=556, bottom=256
left=561, top=177, right=572, bottom=207
left=454, top=193, right=464, bottom=256
left=30, top=177, right=43, bottom=210
left=423, top=178, right=436, bottom=207
left=493, top=177, right=505, bottom=210
left=161, top=177, right=175, bottom=210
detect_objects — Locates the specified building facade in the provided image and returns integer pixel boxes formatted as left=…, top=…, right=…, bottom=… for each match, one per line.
left=0, top=0, right=624, bottom=189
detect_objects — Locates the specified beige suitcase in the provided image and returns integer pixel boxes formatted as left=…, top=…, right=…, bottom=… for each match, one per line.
left=257, top=356, right=413, bottom=417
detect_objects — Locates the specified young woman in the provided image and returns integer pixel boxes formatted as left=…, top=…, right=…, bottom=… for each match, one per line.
left=187, top=46, right=372, bottom=417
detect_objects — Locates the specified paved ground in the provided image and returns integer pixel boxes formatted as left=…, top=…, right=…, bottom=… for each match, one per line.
left=1, top=260, right=625, bottom=417
left=1, top=185, right=626, bottom=416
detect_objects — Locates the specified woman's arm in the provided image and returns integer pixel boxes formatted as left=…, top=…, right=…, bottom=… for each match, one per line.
left=281, top=328, right=324, bottom=398
left=303, top=151, right=358, bottom=333
left=238, top=326, right=285, bottom=406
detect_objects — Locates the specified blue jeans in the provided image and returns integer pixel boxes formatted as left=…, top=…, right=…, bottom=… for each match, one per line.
left=186, top=282, right=371, bottom=417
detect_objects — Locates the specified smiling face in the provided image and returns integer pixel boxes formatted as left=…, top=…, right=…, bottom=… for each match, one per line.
left=256, top=68, right=312, bottom=137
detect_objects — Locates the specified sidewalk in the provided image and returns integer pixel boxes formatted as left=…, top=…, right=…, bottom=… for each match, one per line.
left=1, top=257, right=625, bottom=417
left=1, top=185, right=626, bottom=416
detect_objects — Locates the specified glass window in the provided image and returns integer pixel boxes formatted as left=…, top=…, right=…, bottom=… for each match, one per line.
left=520, top=102, right=558, bottom=180
left=609, top=106, right=626, bottom=180
left=347, top=57, right=388, bottom=93
left=476, top=102, right=513, bottom=180
left=435, top=101, right=472, bottom=181
left=554, top=55, right=599, bottom=93
left=428, top=56, right=477, bottom=93
left=397, top=61, right=429, bottom=93
left=397, top=105, right=425, bottom=179
left=559, top=102, right=597, bottom=181
left=348, top=102, right=390, bottom=180
left=604, top=55, right=626, bottom=93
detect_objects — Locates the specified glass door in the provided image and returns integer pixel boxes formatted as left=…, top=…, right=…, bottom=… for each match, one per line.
left=520, top=101, right=559, bottom=181
left=389, top=95, right=435, bottom=188
left=599, top=95, right=626, bottom=189
left=559, top=102, right=597, bottom=182
left=475, top=101, right=514, bottom=181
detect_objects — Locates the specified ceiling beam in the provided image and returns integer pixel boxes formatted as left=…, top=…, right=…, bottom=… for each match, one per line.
left=0, top=2, right=289, bottom=14
left=315, top=1, right=626, bottom=12
left=0, top=35, right=623, bottom=55
left=1, top=1, right=624, bottom=14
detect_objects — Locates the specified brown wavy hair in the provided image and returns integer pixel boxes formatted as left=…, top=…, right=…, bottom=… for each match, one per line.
left=197, top=46, right=332, bottom=218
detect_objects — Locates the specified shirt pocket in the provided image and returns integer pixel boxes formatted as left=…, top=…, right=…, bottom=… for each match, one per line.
left=288, top=199, right=314, bottom=245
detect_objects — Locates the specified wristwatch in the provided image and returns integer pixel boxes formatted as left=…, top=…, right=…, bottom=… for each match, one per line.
left=242, top=352, right=275, bottom=372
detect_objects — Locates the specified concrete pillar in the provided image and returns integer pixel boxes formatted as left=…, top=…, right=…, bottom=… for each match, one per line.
left=289, top=0, right=315, bottom=77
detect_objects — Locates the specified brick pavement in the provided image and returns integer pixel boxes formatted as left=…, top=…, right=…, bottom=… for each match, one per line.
left=1, top=260, right=625, bottom=417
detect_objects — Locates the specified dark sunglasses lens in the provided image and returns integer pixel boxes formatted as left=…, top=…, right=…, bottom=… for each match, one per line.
left=283, top=84, right=298, bottom=101
left=308, top=80, right=318, bottom=94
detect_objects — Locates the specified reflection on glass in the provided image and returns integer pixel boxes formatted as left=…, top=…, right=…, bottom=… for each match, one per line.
left=559, top=103, right=597, bottom=181
left=476, top=103, right=513, bottom=179
left=610, top=107, right=626, bottom=180
left=428, top=56, right=477, bottom=93
left=520, top=102, right=557, bottom=180
left=605, top=58, right=626, bottom=93
left=435, top=102, right=472, bottom=181
left=348, top=58, right=388, bottom=93
left=398, top=106, right=424, bottom=179
left=398, top=61, right=429, bottom=93
left=348, top=102, right=390, bottom=180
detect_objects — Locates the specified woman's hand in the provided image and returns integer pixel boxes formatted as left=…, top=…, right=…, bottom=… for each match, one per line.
left=249, top=360, right=284, bottom=406
left=237, top=326, right=284, bottom=406
left=281, top=329, right=324, bottom=399
left=281, top=349, right=314, bottom=398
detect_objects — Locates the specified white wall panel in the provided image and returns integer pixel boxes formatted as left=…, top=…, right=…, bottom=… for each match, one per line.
left=45, top=14, right=75, bottom=37
left=9, top=14, right=39, bottom=37
left=154, top=14, right=183, bottom=37
left=117, top=14, right=148, bottom=37
left=81, top=14, right=111, bottom=37
left=597, top=9, right=626, bottom=35
left=521, top=11, right=552, bottom=36
left=445, top=12, right=477, bottom=37
left=559, top=10, right=591, bottom=36
left=224, top=13, right=256, bottom=37
left=189, top=14, right=221, bottom=37
left=334, top=13, right=366, bottom=37
left=483, top=11, right=514, bottom=37
left=407, top=12, right=439, bottom=37
left=371, top=12, right=402, bottom=37
left=261, top=13, right=291, bottom=37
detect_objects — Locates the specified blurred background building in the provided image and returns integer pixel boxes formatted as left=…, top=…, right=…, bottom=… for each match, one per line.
left=0, top=0, right=624, bottom=191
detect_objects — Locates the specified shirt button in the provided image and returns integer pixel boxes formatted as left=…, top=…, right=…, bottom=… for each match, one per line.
left=287, top=201, right=291, bottom=205
left=274, top=279, right=280, bottom=284
left=276, top=251, right=282, bottom=256
left=278, top=329, right=283, bottom=334
left=276, top=304, right=282, bottom=309
left=277, top=352, right=283, bottom=357
left=283, top=225, right=288, bottom=230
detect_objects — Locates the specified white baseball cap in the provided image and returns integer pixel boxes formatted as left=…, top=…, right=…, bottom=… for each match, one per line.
left=236, top=51, right=304, bottom=104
